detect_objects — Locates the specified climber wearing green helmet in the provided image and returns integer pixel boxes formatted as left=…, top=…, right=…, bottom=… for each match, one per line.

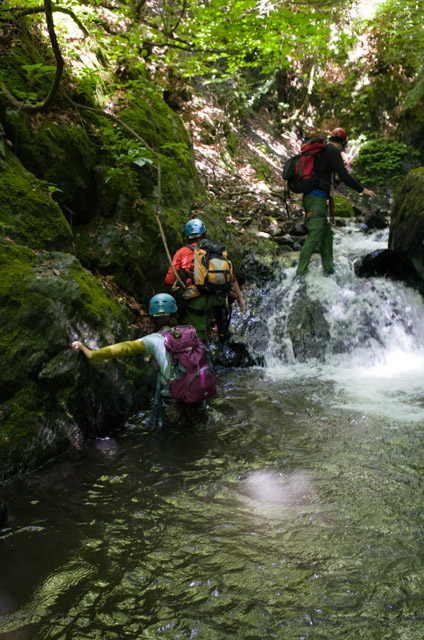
left=165, top=217, right=247, bottom=342
left=295, top=127, right=377, bottom=276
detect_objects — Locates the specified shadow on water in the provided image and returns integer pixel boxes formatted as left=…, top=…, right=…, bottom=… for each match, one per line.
left=1, top=226, right=424, bottom=639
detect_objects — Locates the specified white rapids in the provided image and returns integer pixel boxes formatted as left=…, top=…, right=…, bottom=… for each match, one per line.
left=261, top=224, right=424, bottom=424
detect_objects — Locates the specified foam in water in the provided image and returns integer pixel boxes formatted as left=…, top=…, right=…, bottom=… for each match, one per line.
left=258, top=224, right=424, bottom=422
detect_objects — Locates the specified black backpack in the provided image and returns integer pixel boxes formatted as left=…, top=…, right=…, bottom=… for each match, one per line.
left=283, top=138, right=326, bottom=193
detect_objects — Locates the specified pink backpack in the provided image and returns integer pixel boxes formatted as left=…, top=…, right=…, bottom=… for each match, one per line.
left=162, top=326, right=217, bottom=403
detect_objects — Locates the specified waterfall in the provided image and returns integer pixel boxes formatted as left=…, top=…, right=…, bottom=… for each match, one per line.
left=248, top=223, right=424, bottom=422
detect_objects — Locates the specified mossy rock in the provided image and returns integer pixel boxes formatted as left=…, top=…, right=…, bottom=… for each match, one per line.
left=0, top=151, right=73, bottom=251
left=71, top=90, right=206, bottom=295
left=9, top=119, right=98, bottom=225
left=389, top=167, right=424, bottom=280
left=118, top=92, right=202, bottom=210
left=73, top=208, right=170, bottom=298
left=0, top=239, right=154, bottom=480
left=332, top=194, right=354, bottom=218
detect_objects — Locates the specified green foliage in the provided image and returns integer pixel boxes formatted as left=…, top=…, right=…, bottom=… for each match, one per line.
left=353, top=138, right=420, bottom=194
left=155, top=0, right=356, bottom=78
left=21, top=63, right=56, bottom=82
left=96, top=119, right=154, bottom=185
left=368, top=0, right=424, bottom=79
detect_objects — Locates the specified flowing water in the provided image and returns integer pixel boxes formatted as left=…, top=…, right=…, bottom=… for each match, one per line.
left=1, top=224, right=424, bottom=639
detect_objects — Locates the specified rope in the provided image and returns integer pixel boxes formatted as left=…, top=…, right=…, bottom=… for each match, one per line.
left=68, top=101, right=187, bottom=289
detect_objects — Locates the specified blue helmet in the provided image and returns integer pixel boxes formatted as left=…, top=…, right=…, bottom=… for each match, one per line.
left=184, top=218, right=206, bottom=238
left=148, top=293, right=177, bottom=316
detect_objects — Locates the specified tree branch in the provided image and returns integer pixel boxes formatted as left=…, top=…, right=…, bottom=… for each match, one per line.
left=143, top=39, right=229, bottom=55
left=5, top=5, right=89, bottom=36
left=167, top=0, right=187, bottom=37
left=1, top=0, right=64, bottom=113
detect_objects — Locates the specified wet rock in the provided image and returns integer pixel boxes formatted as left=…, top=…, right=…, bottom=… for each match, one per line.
left=354, top=248, right=424, bottom=292
left=390, top=168, right=424, bottom=282
left=210, top=339, right=256, bottom=368
left=0, top=500, right=7, bottom=526
left=286, top=288, right=331, bottom=362
left=238, top=253, right=275, bottom=286
left=333, top=217, right=347, bottom=227
left=364, top=209, right=389, bottom=230
left=0, top=240, right=152, bottom=481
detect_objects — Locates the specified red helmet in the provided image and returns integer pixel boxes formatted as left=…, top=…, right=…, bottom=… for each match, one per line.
left=330, top=127, right=348, bottom=143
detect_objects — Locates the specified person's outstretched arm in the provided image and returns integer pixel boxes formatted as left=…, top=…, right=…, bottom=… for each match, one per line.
left=362, top=187, right=377, bottom=197
left=72, top=339, right=146, bottom=361
left=328, top=145, right=377, bottom=197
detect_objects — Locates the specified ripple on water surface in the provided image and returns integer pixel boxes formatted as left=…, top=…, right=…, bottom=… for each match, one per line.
left=1, top=369, right=424, bottom=639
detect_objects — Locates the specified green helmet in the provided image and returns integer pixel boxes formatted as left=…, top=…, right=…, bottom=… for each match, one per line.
left=184, top=218, right=206, bottom=238
left=148, top=293, right=177, bottom=316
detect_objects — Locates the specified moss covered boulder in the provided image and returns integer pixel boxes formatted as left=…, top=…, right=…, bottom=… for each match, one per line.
left=333, top=194, right=355, bottom=219
left=73, top=92, right=204, bottom=297
left=73, top=214, right=170, bottom=298
left=389, top=168, right=424, bottom=279
left=7, top=117, right=98, bottom=225
left=0, top=240, right=154, bottom=482
left=119, top=92, right=201, bottom=209
left=0, top=150, right=73, bottom=251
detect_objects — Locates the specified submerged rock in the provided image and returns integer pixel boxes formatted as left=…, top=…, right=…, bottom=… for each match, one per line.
left=210, top=339, right=256, bottom=368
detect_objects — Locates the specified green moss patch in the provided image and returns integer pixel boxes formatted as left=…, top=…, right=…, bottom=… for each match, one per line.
left=333, top=195, right=355, bottom=218
left=0, top=151, right=73, bottom=250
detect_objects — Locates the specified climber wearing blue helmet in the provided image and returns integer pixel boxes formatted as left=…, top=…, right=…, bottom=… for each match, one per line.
left=165, top=217, right=246, bottom=342
left=72, top=292, right=214, bottom=426
left=148, top=292, right=178, bottom=316
left=72, top=293, right=179, bottom=373
left=184, top=218, right=206, bottom=238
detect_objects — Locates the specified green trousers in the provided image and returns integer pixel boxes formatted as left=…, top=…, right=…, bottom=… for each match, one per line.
left=296, top=195, right=334, bottom=275
left=186, top=293, right=226, bottom=341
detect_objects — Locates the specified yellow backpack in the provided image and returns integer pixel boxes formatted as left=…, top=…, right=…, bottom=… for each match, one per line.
left=188, top=239, right=233, bottom=294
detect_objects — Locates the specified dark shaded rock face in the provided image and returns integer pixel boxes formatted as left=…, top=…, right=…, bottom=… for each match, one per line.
left=363, top=210, right=389, bottom=231
left=0, top=239, right=153, bottom=482
left=0, top=20, right=213, bottom=480
left=0, top=151, right=73, bottom=251
left=211, top=340, right=255, bottom=369
left=389, top=168, right=424, bottom=281
left=354, top=248, right=424, bottom=293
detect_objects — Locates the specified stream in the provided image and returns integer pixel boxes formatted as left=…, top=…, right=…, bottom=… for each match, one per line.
left=1, top=224, right=424, bottom=639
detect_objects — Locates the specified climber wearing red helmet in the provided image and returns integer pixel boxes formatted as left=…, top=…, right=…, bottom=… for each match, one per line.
left=296, top=127, right=376, bottom=276
left=330, top=127, right=348, bottom=147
